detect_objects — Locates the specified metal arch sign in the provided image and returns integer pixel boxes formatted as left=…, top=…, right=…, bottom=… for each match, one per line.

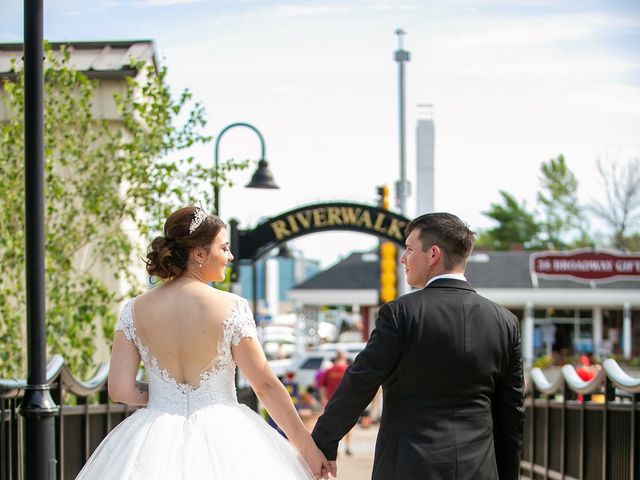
left=236, top=202, right=410, bottom=261
left=530, top=249, right=640, bottom=283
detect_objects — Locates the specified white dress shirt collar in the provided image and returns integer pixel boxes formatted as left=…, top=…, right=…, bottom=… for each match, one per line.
left=426, top=273, right=467, bottom=287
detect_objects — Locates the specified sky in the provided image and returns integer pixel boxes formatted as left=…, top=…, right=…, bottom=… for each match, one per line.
left=2, top=0, right=639, bottom=267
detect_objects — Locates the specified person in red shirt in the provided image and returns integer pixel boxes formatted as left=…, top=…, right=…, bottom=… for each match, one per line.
left=575, top=355, right=596, bottom=401
left=576, top=355, right=595, bottom=382
left=319, top=351, right=353, bottom=455
left=313, top=359, right=334, bottom=400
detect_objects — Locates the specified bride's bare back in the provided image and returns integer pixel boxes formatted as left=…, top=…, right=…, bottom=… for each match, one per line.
left=133, top=280, right=239, bottom=388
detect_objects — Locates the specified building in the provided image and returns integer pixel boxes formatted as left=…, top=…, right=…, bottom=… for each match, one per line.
left=289, top=251, right=380, bottom=336
left=416, top=105, right=435, bottom=215
left=238, top=246, right=321, bottom=318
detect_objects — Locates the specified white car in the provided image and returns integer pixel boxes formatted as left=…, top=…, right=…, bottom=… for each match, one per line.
left=313, top=342, right=367, bottom=354
left=283, top=343, right=366, bottom=391
left=260, top=325, right=298, bottom=360
left=316, top=310, right=357, bottom=342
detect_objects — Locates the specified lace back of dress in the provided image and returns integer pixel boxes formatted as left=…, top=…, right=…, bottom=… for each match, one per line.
left=116, top=296, right=257, bottom=397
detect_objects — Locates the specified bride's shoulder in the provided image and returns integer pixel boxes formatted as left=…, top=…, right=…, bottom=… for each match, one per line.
left=209, top=288, right=236, bottom=300
left=135, top=284, right=165, bottom=301
left=207, top=290, right=250, bottom=310
left=193, top=286, right=247, bottom=310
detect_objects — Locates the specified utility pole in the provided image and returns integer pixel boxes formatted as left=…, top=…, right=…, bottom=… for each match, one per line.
left=394, top=29, right=411, bottom=296
left=394, top=28, right=411, bottom=216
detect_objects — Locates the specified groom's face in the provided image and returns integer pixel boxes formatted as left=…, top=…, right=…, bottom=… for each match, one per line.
left=401, top=228, right=433, bottom=288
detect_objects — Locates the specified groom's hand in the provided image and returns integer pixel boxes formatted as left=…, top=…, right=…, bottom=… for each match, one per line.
left=329, top=461, right=337, bottom=477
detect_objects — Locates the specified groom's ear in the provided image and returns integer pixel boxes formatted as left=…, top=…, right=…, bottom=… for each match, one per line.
left=429, top=245, right=443, bottom=265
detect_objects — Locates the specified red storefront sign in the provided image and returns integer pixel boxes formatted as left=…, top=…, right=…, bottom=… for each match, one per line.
left=530, top=250, right=640, bottom=282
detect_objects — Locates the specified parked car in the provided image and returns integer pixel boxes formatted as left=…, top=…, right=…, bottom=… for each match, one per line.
left=284, top=342, right=366, bottom=391
left=260, top=325, right=298, bottom=360
left=263, top=339, right=296, bottom=360
left=313, top=342, right=366, bottom=354
left=316, top=310, right=358, bottom=342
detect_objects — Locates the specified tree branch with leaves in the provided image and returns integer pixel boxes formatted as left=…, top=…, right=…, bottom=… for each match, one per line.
left=0, top=44, right=244, bottom=378
left=590, top=157, right=640, bottom=250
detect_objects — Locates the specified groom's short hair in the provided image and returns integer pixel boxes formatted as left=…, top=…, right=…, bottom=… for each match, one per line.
left=405, top=213, right=476, bottom=270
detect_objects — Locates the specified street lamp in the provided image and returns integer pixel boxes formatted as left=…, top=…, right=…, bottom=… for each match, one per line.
left=213, top=122, right=279, bottom=217
left=21, top=1, right=59, bottom=479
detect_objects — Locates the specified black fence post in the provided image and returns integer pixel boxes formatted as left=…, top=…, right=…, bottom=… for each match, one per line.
left=559, top=382, right=566, bottom=480
left=601, top=376, right=614, bottom=480
left=631, top=393, right=637, bottom=480
left=544, top=394, right=550, bottom=480
left=530, top=387, right=536, bottom=478
left=579, top=391, right=585, bottom=480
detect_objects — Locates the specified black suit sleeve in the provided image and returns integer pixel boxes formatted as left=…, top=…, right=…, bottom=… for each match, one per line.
left=311, top=302, right=404, bottom=460
left=493, top=314, right=525, bottom=480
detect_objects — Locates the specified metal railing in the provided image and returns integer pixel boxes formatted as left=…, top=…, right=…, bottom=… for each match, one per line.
left=521, top=359, right=639, bottom=480
left=0, top=355, right=256, bottom=480
left=3, top=356, right=637, bottom=479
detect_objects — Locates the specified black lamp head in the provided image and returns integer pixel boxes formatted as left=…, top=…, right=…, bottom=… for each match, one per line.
left=246, top=159, right=279, bottom=189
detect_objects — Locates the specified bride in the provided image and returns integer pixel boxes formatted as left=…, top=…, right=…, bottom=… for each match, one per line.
left=76, top=206, right=333, bottom=479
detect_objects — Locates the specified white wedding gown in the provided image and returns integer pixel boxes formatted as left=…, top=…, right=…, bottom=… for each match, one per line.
left=76, top=297, right=314, bottom=479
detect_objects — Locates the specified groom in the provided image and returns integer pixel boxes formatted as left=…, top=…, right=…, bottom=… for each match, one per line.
left=311, top=213, right=524, bottom=479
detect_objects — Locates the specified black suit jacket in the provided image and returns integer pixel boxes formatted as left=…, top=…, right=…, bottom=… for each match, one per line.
left=311, top=278, right=524, bottom=480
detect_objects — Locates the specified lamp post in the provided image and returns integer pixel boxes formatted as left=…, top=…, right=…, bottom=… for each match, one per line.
left=213, top=122, right=279, bottom=218
left=21, top=1, right=59, bottom=478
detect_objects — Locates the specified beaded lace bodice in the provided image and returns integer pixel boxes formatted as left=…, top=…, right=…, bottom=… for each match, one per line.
left=116, top=296, right=257, bottom=416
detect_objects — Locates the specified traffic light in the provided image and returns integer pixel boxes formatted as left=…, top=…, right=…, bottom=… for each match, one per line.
left=377, top=184, right=390, bottom=210
left=377, top=184, right=396, bottom=303
left=379, top=241, right=397, bottom=303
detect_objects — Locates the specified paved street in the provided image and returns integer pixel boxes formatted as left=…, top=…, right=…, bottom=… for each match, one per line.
left=330, top=424, right=377, bottom=480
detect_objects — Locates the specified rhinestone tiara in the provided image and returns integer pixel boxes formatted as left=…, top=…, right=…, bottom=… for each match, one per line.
left=188, top=206, right=208, bottom=234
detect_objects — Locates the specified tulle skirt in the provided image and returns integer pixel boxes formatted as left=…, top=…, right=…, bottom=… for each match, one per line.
left=75, top=403, right=315, bottom=479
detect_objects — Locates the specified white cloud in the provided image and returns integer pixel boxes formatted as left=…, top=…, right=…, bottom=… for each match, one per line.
left=440, top=57, right=640, bottom=78
left=442, top=13, right=640, bottom=49
left=568, top=84, right=640, bottom=115
left=268, top=5, right=352, bottom=18
left=136, top=0, right=205, bottom=6
left=59, top=1, right=122, bottom=16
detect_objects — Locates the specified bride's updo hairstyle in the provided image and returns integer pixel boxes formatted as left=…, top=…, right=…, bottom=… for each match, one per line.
left=145, top=206, right=225, bottom=280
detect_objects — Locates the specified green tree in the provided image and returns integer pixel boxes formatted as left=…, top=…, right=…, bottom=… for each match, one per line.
left=0, top=45, right=243, bottom=378
left=537, top=154, right=592, bottom=249
left=476, top=191, right=542, bottom=250
left=624, top=232, right=640, bottom=251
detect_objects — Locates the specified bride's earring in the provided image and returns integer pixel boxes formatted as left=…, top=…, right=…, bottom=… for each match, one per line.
left=199, top=263, right=202, bottom=268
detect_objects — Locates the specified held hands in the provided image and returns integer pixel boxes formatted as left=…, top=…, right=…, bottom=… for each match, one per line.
left=300, top=439, right=337, bottom=479
left=328, top=461, right=337, bottom=478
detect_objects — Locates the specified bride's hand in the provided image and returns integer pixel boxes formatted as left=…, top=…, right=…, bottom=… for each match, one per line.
left=300, top=440, right=334, bottom=479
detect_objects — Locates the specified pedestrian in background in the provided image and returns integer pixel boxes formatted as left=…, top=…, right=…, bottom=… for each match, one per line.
left=319, top=351, right=353, bottom=456
left=313, top=359, right=334, bottom=401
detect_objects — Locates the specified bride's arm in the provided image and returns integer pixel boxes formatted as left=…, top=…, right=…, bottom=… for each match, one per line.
left=234, top=339, right=334, bottom=479
left=108, top=332, right=149, bottom=406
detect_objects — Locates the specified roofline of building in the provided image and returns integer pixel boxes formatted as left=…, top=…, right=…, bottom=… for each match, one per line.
left=0, top=40, right=155, bottom=51
left=0, top=40, right=157, bottom=81
left=0, top=69, right=139, bottom=81
left=289, top=287, right=640, bottom=309
left=288, top=289, right=378, bottom=306
left=476, top=288, right=640, bottom=309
